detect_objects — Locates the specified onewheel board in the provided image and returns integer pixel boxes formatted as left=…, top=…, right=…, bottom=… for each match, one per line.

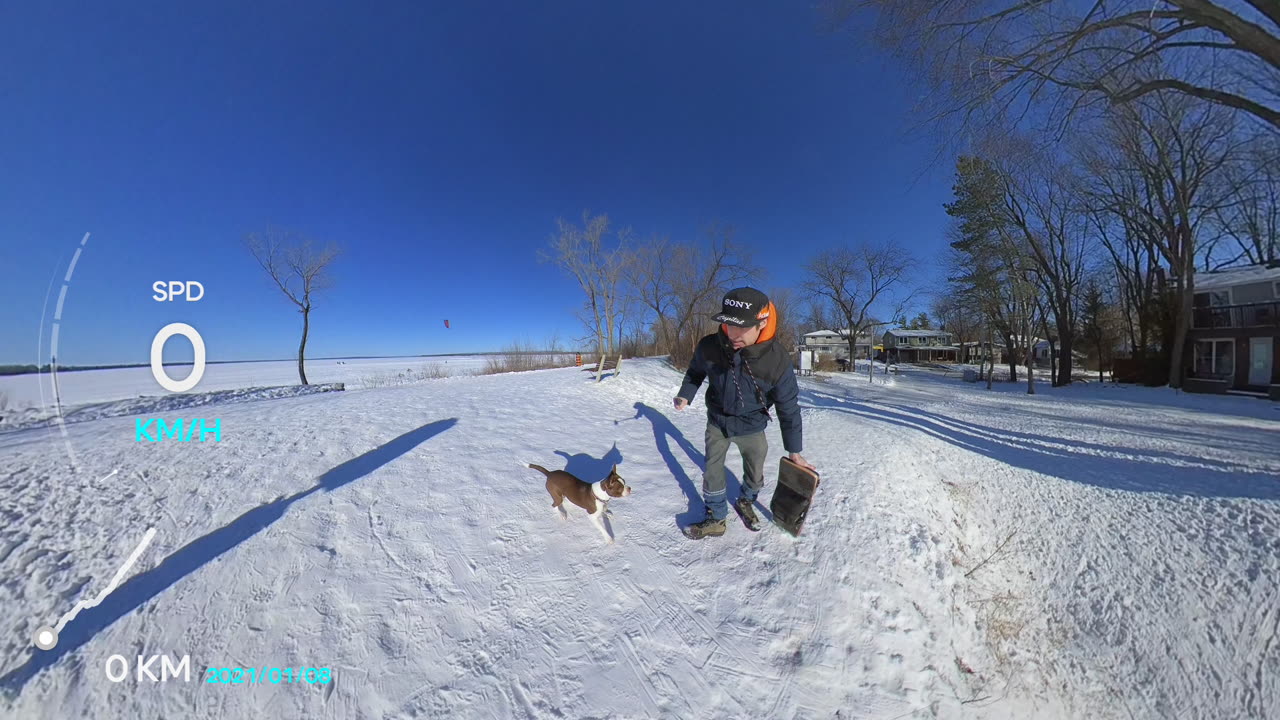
left=770, top=456, right=820, bottom=536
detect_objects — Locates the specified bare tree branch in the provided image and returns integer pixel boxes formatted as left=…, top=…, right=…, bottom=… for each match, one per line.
left=245, top=228, right=340, bottom=385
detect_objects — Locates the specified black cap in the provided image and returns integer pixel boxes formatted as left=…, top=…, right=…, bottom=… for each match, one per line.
left=714, top=287, right=770, bottom=327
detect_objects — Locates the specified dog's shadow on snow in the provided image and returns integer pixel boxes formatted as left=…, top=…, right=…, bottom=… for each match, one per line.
left=553, top=445, right=624, bottom=483
left=0, top=418, right=459, bottom=696
left=632, top=402, right=767, bottom=528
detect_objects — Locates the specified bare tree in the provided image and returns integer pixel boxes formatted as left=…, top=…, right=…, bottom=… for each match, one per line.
left=1080, top=150, right=1167, bottom=373
left=831, top=0, right=1280, bottom=136
left=767, top=286, right=802, bottom=354
left=245, top=228, right=340, bottom=385
left=541, top=212, right=631, bottom=357
left=631, top=235, right=679, bottom=356
left=1212, top=133, right=1280, bottom=265
left=932, top=292, right=985, bottom=363
left=1094, top=94, right=1241, bottom=386
left=803, top=242, right=917, bottom=364
left=631, top=225, right=758, bottom=367
left=985, top=141, right=1090, bottom=385
left=798, top=300, right=841, bottom=338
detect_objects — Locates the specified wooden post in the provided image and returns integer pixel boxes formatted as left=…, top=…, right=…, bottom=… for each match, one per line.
left=615, top=354, right=623, bottom=377
left=596, top=354, right=606, bottom=382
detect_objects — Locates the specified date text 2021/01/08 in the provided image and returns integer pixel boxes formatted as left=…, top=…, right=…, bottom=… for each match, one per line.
left=204, top=667, right=331, bottom=685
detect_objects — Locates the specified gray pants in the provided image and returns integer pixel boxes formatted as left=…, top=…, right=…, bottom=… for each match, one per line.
left=702, top=422, right=768, bottom=520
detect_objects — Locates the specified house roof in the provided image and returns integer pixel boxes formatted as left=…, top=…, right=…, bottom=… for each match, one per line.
left=803, top=330, right=871, bottom=339
left=885, top=329, right=951, bottom=337
left=1194, top=263, right=1280, bottom=291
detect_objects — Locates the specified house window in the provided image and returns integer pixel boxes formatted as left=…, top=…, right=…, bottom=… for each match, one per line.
left=1193, top=339, right=1234, bottom=380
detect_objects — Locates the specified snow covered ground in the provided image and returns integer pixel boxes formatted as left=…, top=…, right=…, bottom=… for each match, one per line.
left=0, top=358, right=1276, bottom=719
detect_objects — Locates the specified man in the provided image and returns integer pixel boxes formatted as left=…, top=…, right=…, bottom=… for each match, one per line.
left=674, top=287, right=816, bottom=539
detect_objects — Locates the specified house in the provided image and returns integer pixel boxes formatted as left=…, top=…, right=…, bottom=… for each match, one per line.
left=958, top=340, right=1005, bottom=366
left=801, top=330, right=873, bottom=359
left=882, top=329, right=958, bottom=363
left=1184, top=262, right=1280, bottom=399
left=1032, top=339, right=1088, bottom=369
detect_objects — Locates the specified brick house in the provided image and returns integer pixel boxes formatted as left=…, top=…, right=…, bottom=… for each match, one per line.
left=1183, top=262, right=1280, bottom=399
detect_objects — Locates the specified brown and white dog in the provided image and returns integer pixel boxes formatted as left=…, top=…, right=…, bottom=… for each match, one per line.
left=528, top=463, right=632, bottom=543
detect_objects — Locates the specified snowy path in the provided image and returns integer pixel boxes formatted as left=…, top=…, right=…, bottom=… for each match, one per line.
left=814, top=369, right=1280, bottom=720
left=1, top=359, right=1276, bottom=719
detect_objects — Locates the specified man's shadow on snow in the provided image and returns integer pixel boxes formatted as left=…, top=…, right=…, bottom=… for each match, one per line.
left=631, top=402, right=768, bottom=528
left=552, top=444, right=624, bottom=483
left=0, top=418, right=458, bottom=696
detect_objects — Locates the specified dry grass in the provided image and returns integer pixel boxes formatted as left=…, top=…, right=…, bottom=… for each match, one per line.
left=479, top=342, right=574, bottom=375
left=942, top=476, right=1049, bottom=692
left=361, top=364, right=450, bottom=388
left=814, top=356, right=841, bottom=372
left=975, top=590, right=1034, bottom=669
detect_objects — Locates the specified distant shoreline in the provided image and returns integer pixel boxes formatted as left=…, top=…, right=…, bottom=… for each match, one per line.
left=0, top=351, right=579, bottom=377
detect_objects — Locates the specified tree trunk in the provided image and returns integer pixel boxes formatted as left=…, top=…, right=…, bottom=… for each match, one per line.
left=1003, top=330, right=1018, bottom=383
left=1041, top=314, right=1057, bottom=386
left=1056, top=319, right=1074, bottom=386
left=1168, top=271, right=1193, bottom=389
left=1058, top=332, right=1074, bottom=386
left=605, top=303, right=616, bottom=358
left=1097, top=336, right=1104, bottom=384
left=298, top=307, right=310, bottom=386
left=1024, top=315, right=1035, bottom=395
left=986, top=326, right=994, bottom=390
left=1025, top=340, right=1035, bottom=394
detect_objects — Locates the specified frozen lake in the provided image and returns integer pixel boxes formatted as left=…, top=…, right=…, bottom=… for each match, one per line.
left=0, top=354, right=578, bottom=411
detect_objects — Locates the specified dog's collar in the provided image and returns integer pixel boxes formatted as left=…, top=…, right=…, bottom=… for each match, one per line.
left=592, top=483, right=611, bottom=503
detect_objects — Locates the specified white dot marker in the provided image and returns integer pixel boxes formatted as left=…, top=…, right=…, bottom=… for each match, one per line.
left=33, top=626, right=58, bottom=651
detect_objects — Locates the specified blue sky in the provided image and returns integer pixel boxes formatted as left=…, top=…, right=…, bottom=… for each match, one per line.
left=0, top=1, right=954, bottom=366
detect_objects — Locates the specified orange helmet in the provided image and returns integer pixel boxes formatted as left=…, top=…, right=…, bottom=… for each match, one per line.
left=720, top=300, right=777, bottom=343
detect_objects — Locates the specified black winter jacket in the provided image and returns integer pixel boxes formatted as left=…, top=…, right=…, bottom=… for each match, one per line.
left=677, top=330, right=803, bottom=453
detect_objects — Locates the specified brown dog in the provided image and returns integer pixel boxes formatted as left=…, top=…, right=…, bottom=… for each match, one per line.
left=528, top=463, right=632, bottom=543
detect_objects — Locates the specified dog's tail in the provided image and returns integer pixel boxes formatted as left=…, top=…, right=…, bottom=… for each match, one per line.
left=527, top=463, right=551, bottom=476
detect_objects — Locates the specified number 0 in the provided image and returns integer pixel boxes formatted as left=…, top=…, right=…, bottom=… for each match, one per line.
left=150, top=323, right=206, bottom=392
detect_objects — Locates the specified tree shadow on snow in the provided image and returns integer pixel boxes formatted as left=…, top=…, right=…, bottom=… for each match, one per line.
left=630, top=402, right=768, bottom=527
left=0, top=418, right=459, bottom=696
left=808, top=391, right=1280, bottom=501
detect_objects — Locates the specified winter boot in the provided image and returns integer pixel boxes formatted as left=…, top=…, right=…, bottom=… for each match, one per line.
left=685, top=512, right=727, bottom=539
left=733, top=496, right=761, bottom=532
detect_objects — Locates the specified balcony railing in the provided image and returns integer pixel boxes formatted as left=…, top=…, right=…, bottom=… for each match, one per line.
left=1192, top=301, right=1280, bottom=329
